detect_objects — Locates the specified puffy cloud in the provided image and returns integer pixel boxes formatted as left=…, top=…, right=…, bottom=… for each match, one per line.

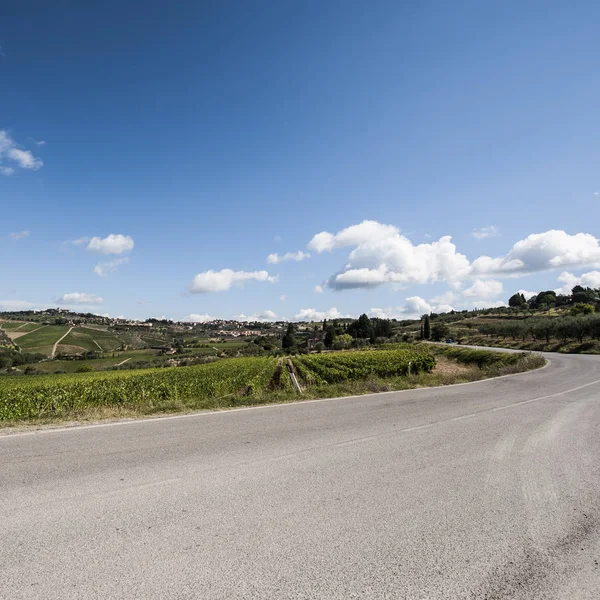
left=369, top=295, right=454, bottom=320
left=472, top=226, right=499, bottom=240
left=186, top=314, right=215, bottom=323
left=234, top=310, right=278, bottom=322
left=57, top=292, right=103, bottom=305
left=0, top=130, right=43, bottom=174
left=87, top=234, right=134, bottom=255
left=308, top=220, right=400, bottom=253
left=324, top=228, right=471, bottom=290
left=462, top=279, right=504, bottom=299
left=94, top=257, right=129, bottom=277
left=556, top=270, right=600, bottom=295
left=267, top=250, right=310, bottom=264
left=190, top=269, right=278, bottom=293
left=9, top=230, right=29, bottom=240
left=471, top=230, right=600, bottom=276
left=314, top=285, right=324, bottom=293
left=310, top=221, right=600, bottom=291
left=295, top=307, right=349, bottom=321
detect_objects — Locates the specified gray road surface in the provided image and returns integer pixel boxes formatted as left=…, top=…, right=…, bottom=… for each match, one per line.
left=2, top=351, right=600, bottom=599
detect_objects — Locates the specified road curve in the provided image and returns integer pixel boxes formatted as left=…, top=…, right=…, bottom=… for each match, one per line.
left=2, top=351, right=600, bottom=599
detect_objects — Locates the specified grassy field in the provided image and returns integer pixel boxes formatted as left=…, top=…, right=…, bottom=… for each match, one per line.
left=0, top=321, right=31, bottom=331
left=58, top=327, right=122, bottom=354
left=0, top=346, right=545, bottom=427
left=17, top=326, right=70, bottom=351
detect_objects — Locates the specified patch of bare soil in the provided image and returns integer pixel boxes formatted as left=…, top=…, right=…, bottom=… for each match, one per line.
left=433, top=356, right=473, bottom=375
left=7, top=331, right=27, bottom=340
left=55, top=344, right=87, bottom=355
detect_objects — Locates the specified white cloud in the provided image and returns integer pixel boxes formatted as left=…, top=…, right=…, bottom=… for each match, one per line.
left=9, top=230, right=29, bottom=240
left=280, top=295, right=286, bottom=301
left=316, top=222, right=470, bottom=290
left=0, top=130, right=43, bottom=173
left=190, top=269, right=278, bottom=293
left=308, top=220, right=400, bottom=253
left=556, top=270, right=600, bottom=295
left=309, top=221, right=600, bottom=291
left=315, top=285, right=324, bottom=293
left=234, top=310, right=278, bottom=322
left=57, top=292, right=103, bottom=305
left=267, top=250, right=310, bottom=264
left=471, top=230, right=600, bottom=276
left=186, top=313, right=215, bottom=323
left=462, top=279, right=504, bottom=299
left=94, top=257, right=129, bottom=277
left=0, top=300, right=37, bottom=311
left=34, top=140, right=46, bottom=147
left=87, top=234, right=134, bottom=255
left=369, top=295, right=454, bottom=320
left=294, top=307, right=349, bottom=321
left=472, top=226, right=499, bottom=240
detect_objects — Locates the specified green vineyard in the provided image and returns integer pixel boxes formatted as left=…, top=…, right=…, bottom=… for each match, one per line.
left=0, top=348, right=438, bottom=422
left=0, top=356, right=277, bottom=420
left=292, top=348, right=436, bottom=385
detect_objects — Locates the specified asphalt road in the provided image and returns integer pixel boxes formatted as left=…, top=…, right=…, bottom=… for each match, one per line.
left=2, top=351, right=600, bottom=599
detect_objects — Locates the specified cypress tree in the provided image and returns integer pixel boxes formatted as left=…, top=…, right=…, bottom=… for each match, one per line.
left=423, top=315, right=431, bottom=340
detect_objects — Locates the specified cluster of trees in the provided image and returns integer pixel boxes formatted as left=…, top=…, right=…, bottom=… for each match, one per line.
left=478, top=313, right=600, bottom=344
left=508, top=286, right=600, bottom=311
left=281, top=314, right=397, bottom=353
left=420, top=315, right=450, bottom=342
left=0, top=348, right=46, bottom=370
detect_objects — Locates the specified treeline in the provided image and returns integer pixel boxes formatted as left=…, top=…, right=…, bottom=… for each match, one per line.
left=283, top=314, right=399, bottom=353
left=477, top=314, right=600, bottom=344
left=509, top=286, right=600, bottom=311
left=0, top=348, right=47, bottom=370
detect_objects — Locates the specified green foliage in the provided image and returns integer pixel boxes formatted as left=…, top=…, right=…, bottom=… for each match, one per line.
left=570, top=303, right=595, bottom=316
left=324, top=325, right=336, bottom=348
left=476, top=313, right=600, bottom=344
left=0, top=348, right=47, bottom=369
left=430, top=322, right=450, bottom=342
left=571, top=286, right=599, bottom=305
left=332, top=333, right=353, bottom=350
left=508, top=293, right=527, bottom=308
left=282, top=323, right=297, bottom=350
left=293, top=348, right=435, bottom=385
left=347, top=314, right=375, bottom=340
left=423, top=315, right=431, bottom=340
left=76, top=364, right=94, bottom=373
left=0, top=356, right=277, bottom=421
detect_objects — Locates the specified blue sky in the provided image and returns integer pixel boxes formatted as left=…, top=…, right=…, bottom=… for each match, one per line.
left=2, top=0, right=600, bottom=322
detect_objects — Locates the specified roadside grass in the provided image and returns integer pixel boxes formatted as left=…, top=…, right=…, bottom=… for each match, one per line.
left=0, top=349, right=545, bottom=430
